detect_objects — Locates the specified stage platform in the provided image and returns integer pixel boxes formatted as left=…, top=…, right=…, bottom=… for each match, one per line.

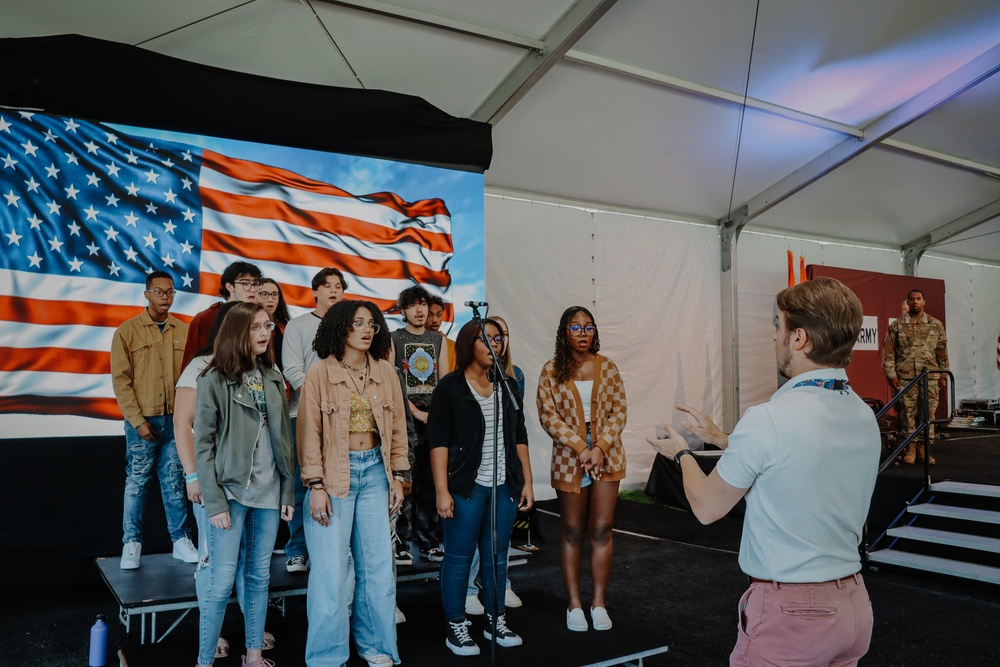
left=97, top=550, right=528, bottom=645
left=117, top=589, right=668, bottom=667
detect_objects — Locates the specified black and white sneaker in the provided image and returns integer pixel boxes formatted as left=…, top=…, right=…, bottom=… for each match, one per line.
left=395, top=548, right=413, bottom=566
left=445, top=619, right=480, bottom=656
left=421, top=546, right=445, bottom=562
left=484, top=613, right=522, bottom=647
left=286, top=555, right=309, bottom=573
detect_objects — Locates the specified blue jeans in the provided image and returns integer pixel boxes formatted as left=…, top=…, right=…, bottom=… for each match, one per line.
left=304, top=448, right=398, bottom=666
left=122, top=415, right=190, bottom=544
left=284, top=417, right=308, bottom=560
left=442, top=483, right=517, bottom=622
left=467, top=550, right=513, bottom=596
left=196, top=500, right=280, bottom=666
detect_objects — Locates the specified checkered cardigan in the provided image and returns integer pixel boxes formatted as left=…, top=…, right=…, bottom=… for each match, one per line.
left=536, top=354, right=627, bottom=493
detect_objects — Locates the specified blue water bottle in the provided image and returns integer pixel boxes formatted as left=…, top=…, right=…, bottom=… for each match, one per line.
left=89, top=613, right=108, bottom=667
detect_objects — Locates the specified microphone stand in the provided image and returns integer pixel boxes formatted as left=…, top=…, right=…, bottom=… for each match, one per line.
left=467, top=303, right=521, bottom=666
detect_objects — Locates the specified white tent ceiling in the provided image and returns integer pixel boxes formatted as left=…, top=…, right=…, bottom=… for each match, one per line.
left=5, top=0, right=1000, bottom=263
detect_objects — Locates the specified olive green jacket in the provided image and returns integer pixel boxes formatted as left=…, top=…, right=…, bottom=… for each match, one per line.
left=194, top=364, right=295, bottom=517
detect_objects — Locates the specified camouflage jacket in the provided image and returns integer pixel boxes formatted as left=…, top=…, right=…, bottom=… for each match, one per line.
left=882, top=312, right=948, bottom=381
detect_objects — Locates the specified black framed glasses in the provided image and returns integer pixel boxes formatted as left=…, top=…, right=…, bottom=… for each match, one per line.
left=351, top=320, right=381, bottom=334
left=234, top=280, right=262, bottom=290
left=257, top=290, right=279, bottom=299
left=250, top=321, right=276, bottom=332
left=489, top=334, right=506, bottom=345
left=568, top=324, right=596, bottom=336
left=145, top=288, right=175, bottom=298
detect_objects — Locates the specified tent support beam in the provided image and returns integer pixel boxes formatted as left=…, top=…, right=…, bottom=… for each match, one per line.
left=320, top=0, right=544, bottom=51
left=564, top=50, right=1000, bottom=179
left=721, top=41, right=1000, bottom=227
left=719, top=208, right=747, bottom=432
left=471, top=0, right=620, bottom=124
left=901, top=197, right=1000, bottom=276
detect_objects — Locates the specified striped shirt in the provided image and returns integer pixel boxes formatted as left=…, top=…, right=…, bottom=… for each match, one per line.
left=468, top=379, right=506, bottom=487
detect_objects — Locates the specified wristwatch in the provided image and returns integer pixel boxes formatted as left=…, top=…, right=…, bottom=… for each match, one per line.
left=674, top=449, right=695, bottom=465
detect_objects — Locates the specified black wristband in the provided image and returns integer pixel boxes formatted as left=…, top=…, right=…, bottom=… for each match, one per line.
left=674, top=449, right=695, bottom=465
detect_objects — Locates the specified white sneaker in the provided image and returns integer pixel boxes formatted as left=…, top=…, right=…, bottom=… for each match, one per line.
left=395, top=606, right=406, bottom=624
left=465, top=594, right=485, bottom=615
left=172, top=536, right=199, bottom=563
left=504, top=588, right=522, bottom=608
left=591, top=606, right=613, bottom=631
left=121, top=541, right=142, bottom=569
left=566, top=607, right=588, bottom=632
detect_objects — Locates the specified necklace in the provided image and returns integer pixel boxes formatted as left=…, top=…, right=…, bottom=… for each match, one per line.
left=342, top=356, right=369, bottom=395
left=341, top=356, right=369, bottom=377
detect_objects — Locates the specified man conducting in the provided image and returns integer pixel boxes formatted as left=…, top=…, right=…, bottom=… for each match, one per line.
left=882, top=288, right=949, bottom=464
left=648, top=277, right=880, bottom=666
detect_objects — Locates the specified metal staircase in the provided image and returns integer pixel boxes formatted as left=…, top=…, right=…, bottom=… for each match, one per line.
left=861, top=369, right=1000, bottom=586
left=868, top=481, right=1000, bottom=585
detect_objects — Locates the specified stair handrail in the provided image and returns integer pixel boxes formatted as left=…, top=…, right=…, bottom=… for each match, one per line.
left=875, top=368, right=955, bottom=482
left=864, top=367, right=954, bottom=560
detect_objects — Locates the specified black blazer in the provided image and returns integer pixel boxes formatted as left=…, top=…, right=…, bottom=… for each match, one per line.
left=427, top=370, right=528, bottom=500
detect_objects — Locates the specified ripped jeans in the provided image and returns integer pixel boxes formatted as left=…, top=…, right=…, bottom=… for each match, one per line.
left=122, top=414, right=190, bottom=544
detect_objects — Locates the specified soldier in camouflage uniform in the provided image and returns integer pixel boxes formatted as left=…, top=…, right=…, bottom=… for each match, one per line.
left=882, top=289, right=949, bottom=464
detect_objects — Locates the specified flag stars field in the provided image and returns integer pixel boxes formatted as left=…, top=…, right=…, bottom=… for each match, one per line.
left=1, top=109, right=460, bottom=422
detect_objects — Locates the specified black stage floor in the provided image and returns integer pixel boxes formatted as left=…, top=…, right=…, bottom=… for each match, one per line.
left=118, top=590, right=667, bottom=667
left=5, top=428, right=1000, bottom=666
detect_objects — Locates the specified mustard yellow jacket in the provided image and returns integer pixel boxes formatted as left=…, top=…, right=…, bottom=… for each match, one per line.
left=110, top=308, right=188, bottom=427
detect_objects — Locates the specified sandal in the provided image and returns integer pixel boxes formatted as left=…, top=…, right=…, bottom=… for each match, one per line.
left=215, top=637, right=230, bottom=659
left=263, top=631, right=276, bottom=651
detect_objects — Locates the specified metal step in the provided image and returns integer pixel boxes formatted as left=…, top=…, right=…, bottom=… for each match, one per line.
left=886, top=526, right=1000, bottom=553
left=908, top=503, right=1000, bottom=525
left=868, top=549, right=1000, bottom=584
left=929, top=481, right=1000, bottom=498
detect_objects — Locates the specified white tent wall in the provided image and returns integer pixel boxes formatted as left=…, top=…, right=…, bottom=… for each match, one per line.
left=484, top=192, right=722, bottom=501
left=485, top=191, right=1000, bottom=501
left=920, top=256, right=1000, bottom=401
left=735, top=232, right=902, bottom=413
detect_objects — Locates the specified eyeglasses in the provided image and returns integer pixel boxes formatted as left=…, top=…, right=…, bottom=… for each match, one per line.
left=489, top=335, right=506, bottom=345
left=145, top=288, right=175, bottom=298
left=234, top=280, right=262, bottom=290
left=351, top=320, right=381, bottom=334
left=250, top=321, right=276, bottom=332
left=568, top=324, right=596, bottom=336
left=257, top=290, right=279, bottom=299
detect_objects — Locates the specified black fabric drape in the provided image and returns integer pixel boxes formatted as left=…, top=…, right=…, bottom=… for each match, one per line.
left=0, top=34, right=492, bottom=172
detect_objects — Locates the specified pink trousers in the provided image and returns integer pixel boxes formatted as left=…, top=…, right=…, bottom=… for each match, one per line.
left=730, top=573, right=873, bottom=667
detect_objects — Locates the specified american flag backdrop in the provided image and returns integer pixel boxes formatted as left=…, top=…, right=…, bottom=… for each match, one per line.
left=0, top=110, right=455, bottom=421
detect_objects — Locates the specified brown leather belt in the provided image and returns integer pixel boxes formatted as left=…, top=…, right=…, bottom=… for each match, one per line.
left=748, top=571, right=860, bottom=586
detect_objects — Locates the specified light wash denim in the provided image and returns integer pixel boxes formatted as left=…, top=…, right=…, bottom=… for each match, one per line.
left=284, top=417, right=309, bottom=560
left=195, top=500, right=280, bottom=666
left=122, top=414, right=190, bottom=544
left=304, top=448, right=398, bottom=666
left=442, top=482, right=517, bottom=622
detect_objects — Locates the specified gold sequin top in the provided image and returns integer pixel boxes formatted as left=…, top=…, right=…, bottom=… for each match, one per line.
left=349, top=390, right=378, bottom=433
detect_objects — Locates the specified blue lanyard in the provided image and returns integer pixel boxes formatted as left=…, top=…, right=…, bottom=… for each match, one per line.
left=792, top=378, right=848, bottom=392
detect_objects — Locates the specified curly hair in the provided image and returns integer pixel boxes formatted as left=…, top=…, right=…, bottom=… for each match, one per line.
left=552, top=305, right=601, bottom=384
left=313, top=300, right=391, bottom=361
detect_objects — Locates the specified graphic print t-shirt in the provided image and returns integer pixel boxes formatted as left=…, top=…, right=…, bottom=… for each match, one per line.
left=391, top=328, right=443, bottom=409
